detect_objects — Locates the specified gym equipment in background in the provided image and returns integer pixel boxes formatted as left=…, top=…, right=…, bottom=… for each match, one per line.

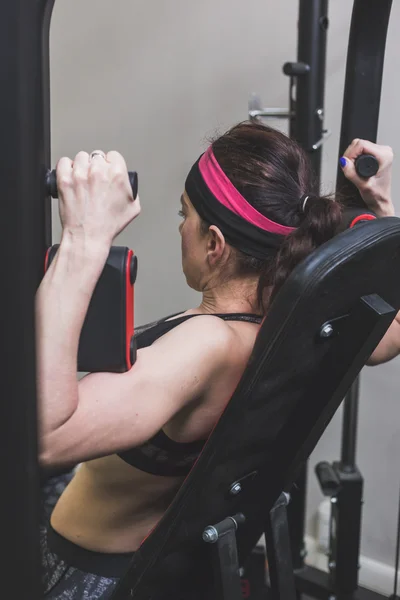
left=249, top=0, right=330, bottom=181
left=295, top=2, right=393, bottom=600
left=250, top=1, right=330, bottom=573
left=249, top=1, right=392, bottom=598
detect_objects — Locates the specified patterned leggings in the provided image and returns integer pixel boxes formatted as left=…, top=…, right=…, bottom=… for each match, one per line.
left=41, top=471, right=119, bottom=600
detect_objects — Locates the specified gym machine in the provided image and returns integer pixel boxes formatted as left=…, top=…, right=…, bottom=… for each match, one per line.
left=295, top=2, right=393, bottom=599
left=251, top=1, right=394, bottom=599
left=0, top=1, right=396, bottom=600
left=0, top=2, right=139, bottom=598
left=0, top=2, right=54, bottom=597
left=249, top=0, right=331, bottom=581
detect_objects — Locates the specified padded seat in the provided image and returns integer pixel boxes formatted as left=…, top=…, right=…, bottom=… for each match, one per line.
left=112, top=217, right=400, bottom=600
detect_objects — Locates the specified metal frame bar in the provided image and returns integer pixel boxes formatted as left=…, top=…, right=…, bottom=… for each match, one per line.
left=286, top=0, right=329, bottom=571
left=292, top=0, right=329, bottom=177
left=337, top=0, right=393, bottom=477
left=293, top=1, right=393, bottom=597
left=290, top=0, right=393, bottom=584
left=265, top=494, right=297, bottom=600
left=0, top=1, right=54, bottom=597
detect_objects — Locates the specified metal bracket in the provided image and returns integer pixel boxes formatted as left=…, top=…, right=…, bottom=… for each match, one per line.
left=249, top=107, right=293, bottom=121
left=203, top=514, right=246, bottom=600
left=248, top=93, right=292, bottom=122
left=312, top=129, right=332, bottom=151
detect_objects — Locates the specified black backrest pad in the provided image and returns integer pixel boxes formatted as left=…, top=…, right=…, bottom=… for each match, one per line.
left=113, top=218, right=400, bottom=600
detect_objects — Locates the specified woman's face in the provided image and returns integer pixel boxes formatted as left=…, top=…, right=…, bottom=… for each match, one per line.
left=179, top=191, right=209, bottom=290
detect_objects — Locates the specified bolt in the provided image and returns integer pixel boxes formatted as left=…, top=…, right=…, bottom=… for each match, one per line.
left=329, top=561, right=336, bottom=571
left=320, top=323, right=333, bottom=338
left=230, top=482, right=242, bottom=496
left=239, top=567, right=245, bottom=577
left=202, top=526, right=218, bottom=543
left=316, top=108, right=324, bottom=121
left=330, top=497, right=337, bottom=504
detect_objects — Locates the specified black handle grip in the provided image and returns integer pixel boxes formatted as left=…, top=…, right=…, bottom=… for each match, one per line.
left=46, top=169, right=139, bottom=200
left=315, top=461, right=341, bottom=497
left=354, top=154, right=379, bottom=179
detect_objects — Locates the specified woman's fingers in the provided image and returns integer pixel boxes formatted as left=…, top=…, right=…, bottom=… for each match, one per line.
left=55, top=149, right=140, bottom=241
left=342, top=139, right=393, bottom=168
left=340, top=139, right=395, bottom=217
left=56, top=157, right=73, bottom=194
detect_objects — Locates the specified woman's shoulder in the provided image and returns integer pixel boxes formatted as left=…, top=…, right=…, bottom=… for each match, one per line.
left=135, top=310, right=261, bottom=364
left=148, top=312, right=258, bottom=367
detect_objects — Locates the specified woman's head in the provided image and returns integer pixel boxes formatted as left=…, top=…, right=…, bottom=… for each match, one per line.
left=182, top=121, right=342, bottom=310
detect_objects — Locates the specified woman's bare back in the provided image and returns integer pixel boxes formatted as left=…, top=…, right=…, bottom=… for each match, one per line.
left=50, top=317, right=260, bottom=553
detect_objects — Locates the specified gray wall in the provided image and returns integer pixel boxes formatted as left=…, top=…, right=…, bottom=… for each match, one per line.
left=50, top=0, right=400, bottom=566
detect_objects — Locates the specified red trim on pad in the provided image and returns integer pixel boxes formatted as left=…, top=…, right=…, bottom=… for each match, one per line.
left=350, top=214, right=376, bottom=228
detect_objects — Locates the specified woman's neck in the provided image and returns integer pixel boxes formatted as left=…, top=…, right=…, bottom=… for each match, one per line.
left=194, top=278, right=261, bottom=315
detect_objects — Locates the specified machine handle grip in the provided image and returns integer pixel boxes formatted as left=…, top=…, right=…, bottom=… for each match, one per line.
left=354, top=154, right=379, bottom=179
left=46, top=169, right=139, bottom=200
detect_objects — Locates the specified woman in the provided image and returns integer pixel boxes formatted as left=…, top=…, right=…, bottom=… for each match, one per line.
left=37, top=123, right=397, bottom=598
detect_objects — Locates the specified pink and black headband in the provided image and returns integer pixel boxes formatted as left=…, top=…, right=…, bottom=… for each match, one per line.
left=185, top=147, right=295, bottom=259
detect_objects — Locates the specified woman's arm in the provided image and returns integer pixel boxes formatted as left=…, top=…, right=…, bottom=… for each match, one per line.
left=36, top=233, right=109, bottom=435
left=340, top=139, right=400, bottom=365
left=40, top=315, right=238, bottom=468
left=36, top=149, right=140, bottom=444
left=36, top=149, right=239, bottom=469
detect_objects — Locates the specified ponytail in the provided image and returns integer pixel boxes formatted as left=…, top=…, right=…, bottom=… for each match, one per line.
left=259, top=195, right=343, bottom=308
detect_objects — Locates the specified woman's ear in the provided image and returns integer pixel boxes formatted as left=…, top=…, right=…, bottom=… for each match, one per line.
left=206, top=225, right=227, bottom=265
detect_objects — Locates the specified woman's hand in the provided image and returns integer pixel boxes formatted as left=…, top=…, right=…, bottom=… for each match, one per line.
left=340, top=139, right=395, bottom=218
left=57, top=150, right=141, bottom=246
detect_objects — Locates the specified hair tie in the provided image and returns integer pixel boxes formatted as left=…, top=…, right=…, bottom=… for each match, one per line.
left=300, top=194, right=311, bottom=213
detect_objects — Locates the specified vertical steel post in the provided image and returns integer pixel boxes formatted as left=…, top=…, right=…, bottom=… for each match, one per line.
left=286, top=0, right=329, bottom=571
left=292, top=0, right=329, bottom=178
left=332, top=2, right=392, bottom=592
left=0, top=1, right=54, bottom=596
left=336, top=0, right=392, bottom=475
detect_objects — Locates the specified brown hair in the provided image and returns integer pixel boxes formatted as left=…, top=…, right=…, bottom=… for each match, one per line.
left=204, top=121, right=342, bottom=312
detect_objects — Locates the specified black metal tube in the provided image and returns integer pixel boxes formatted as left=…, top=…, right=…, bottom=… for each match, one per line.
left=286, top=0, right=329, bottom=570
left=0, top=0, right=54, bottom=596
left=336, top=0, right=392, bottom=472
left=340, top=377, right=360, bottom=469
left=336, top=0, right=393, bottom=207
left=294, top=0, right=329, bottom=179
left=286, top=463, right=308, bottom=570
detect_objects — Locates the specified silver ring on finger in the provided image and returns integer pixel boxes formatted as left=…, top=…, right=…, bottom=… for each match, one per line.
left=90, top=150, right=106, bottom=160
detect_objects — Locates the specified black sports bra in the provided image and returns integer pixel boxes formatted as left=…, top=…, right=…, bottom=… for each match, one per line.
left=117, top=312, right=263, bottom=477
